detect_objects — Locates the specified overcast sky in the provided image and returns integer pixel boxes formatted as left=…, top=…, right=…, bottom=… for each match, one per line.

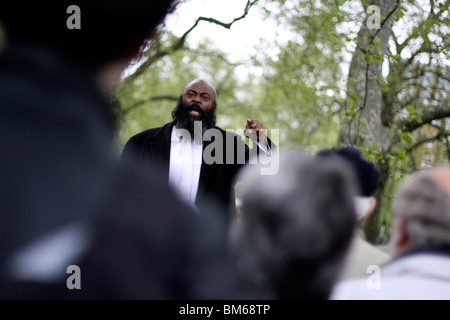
left=166, top=0, right=281, bottom=62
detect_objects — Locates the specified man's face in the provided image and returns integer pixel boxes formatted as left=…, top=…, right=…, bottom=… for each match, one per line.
left=171, top=80, right=217, bottom=136
left=181, top=80, right=215, bottom=117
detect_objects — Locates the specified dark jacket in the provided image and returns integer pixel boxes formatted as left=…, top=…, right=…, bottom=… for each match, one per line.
left=121, top=121, right=270, bottom=219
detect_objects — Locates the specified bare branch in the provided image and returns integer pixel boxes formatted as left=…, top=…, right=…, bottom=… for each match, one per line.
left=444, top=136, right=450, bottom=162
left=121, top=95, right=179, bottom=116
left=398, top=103, right=450, bottom=132
left=120, top=0, right=258, bottom=86
left=406, top=131, right=450, bottom=153
left=121, top=50, right=170, bottom=88
left=390, top=29, right=400, bottom=54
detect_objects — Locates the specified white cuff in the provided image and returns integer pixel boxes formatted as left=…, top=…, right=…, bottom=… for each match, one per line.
left=255, top=137, right=271, bottom=156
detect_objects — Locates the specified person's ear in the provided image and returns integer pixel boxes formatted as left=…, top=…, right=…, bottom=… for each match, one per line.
left=392, top=214, right=412, bottom=255
left=366, top=197, right=377, bottom=217
left=358, top=197, right=377, bottom=221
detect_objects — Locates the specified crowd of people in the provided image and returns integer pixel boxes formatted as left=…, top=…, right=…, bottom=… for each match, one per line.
left=1, top=1, right=449, bottom=301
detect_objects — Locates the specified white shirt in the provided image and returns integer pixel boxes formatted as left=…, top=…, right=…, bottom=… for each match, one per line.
left=168, top=126, right=271, bottom=205
left=168, top=127, right=203, bottom=204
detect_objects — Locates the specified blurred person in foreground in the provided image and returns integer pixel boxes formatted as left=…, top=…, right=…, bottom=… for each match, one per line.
left=228, top=150, right=359, bottom=299
left=0, top=2, right=238, bottom=299
left=316, top=147, right=391, bottom=281
left=330, top=167, right=450, bottom=299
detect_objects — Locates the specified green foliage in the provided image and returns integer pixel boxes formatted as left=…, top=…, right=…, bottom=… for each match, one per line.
left=249, top=0, right=355, bottom=150
left=248, top=42, right=344, bottom=149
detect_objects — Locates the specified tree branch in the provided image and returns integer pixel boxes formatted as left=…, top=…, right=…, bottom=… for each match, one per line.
left=444, top=135, right=450, bottom=162
left=120, top=0, right=258, bottom=86
left=396, top=0, right=449, bottom=71
left=390, top=29, right=400, bottom=54
left=121, top=95, right=179, bottom=116
left=398, top=102, right=450, bottom=132
left=406, top=131, right=450, bottom=153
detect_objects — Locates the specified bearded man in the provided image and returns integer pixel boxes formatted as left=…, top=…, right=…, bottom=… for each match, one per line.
left=121, top=78, right=273, bottom=220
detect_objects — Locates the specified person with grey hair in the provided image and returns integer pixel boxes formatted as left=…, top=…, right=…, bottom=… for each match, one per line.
left=330, top=167, right=450, bottom=300
left=228, top=150, right=358, bottom=299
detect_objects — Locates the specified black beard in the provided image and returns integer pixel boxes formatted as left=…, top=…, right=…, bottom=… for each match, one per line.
left=171, top=99, right=217, bottom=139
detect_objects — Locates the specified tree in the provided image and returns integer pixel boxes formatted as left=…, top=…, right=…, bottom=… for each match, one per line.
left=256, top=0, right=449, bottom=243
left=251, top=0, right=354, bottom=150
left=338, top=0, right=449, bottom=243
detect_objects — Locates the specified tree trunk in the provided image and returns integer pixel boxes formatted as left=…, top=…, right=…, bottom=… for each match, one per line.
left=338, top=0, right=399, bottom=243
left=364, top=158, right=390, bottom=243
